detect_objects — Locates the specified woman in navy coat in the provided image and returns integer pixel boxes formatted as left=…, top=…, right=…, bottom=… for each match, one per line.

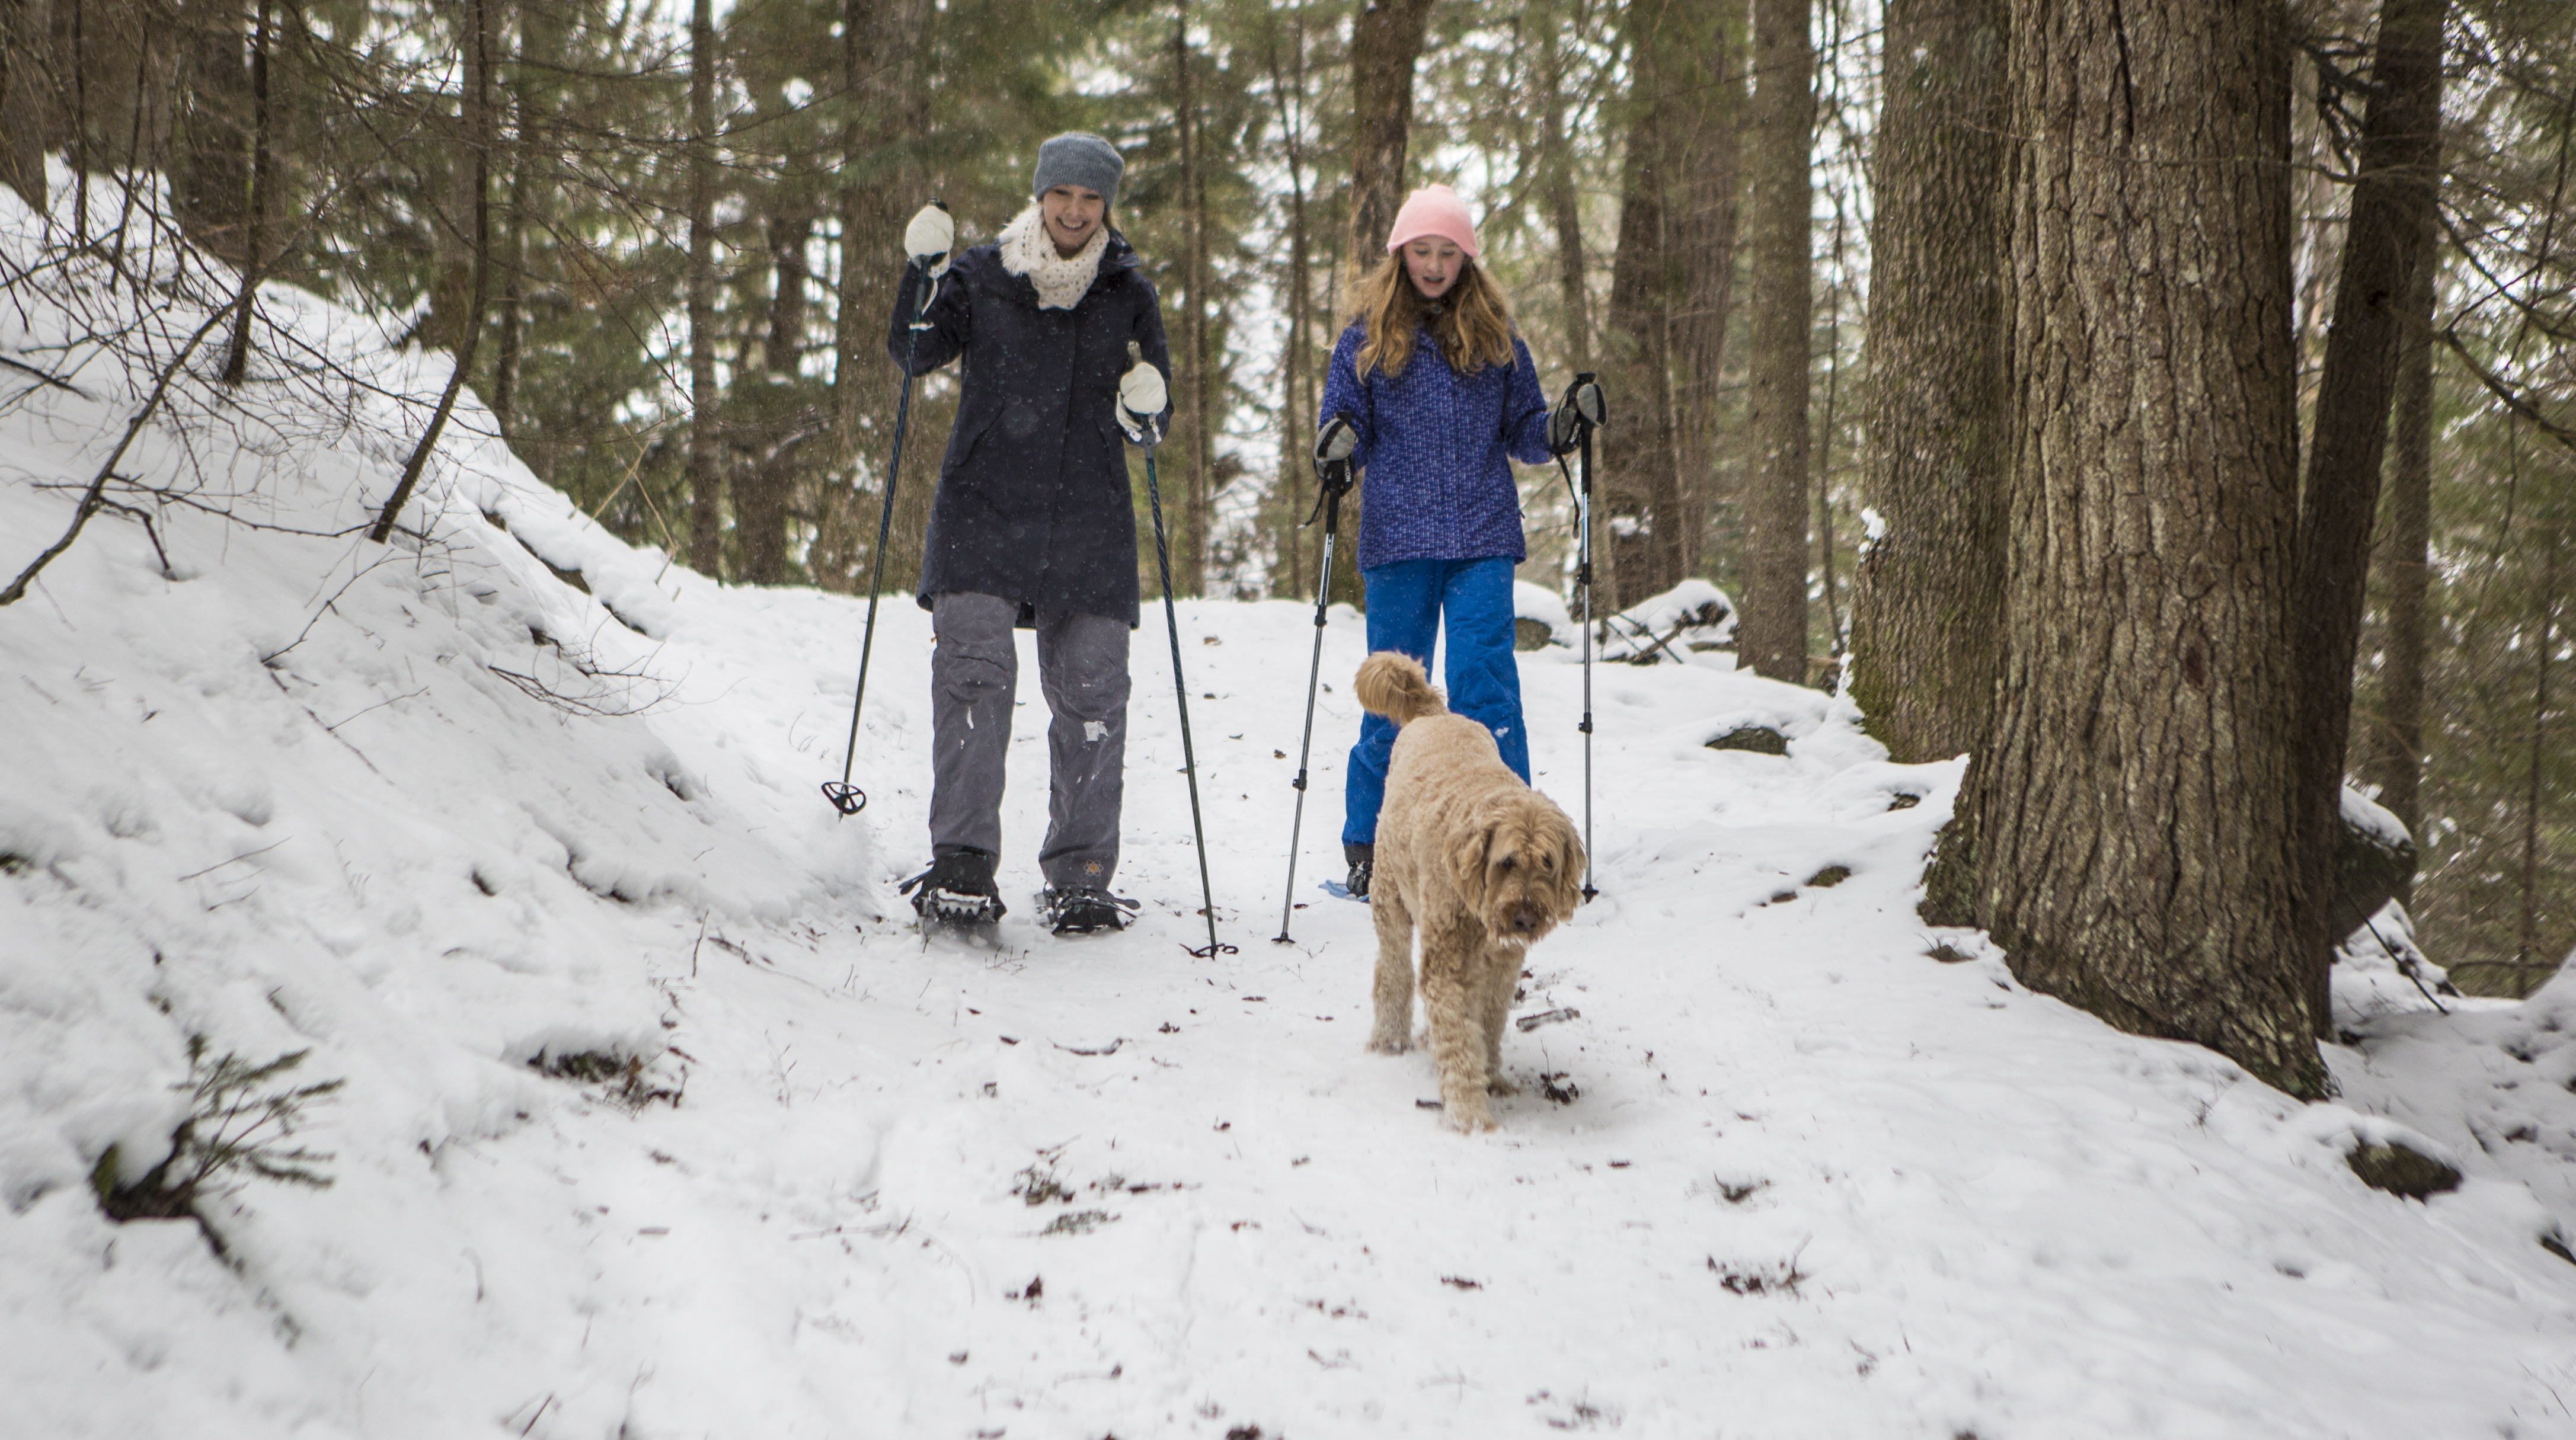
left=886, top=134, right=1174, bottom=935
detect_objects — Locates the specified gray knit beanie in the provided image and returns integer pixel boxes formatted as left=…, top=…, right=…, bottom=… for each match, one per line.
left=1032, top=132, right=1124, bottom=211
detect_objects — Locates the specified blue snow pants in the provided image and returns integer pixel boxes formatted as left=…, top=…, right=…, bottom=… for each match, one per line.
left=1343, top=556, right=1531, bottom=847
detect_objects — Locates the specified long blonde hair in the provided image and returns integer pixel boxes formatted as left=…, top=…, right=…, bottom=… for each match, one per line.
left=1351, top=252, right=1517, bottom=380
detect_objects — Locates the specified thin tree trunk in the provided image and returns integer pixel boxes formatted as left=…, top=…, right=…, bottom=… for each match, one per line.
left=1974, top=0, right=2322, bottom=1097
left=370, top=0, right=494, bottom=545
left=1538, top=11, right=1590, bottom=373
left=1267, top=12, right=1313, bottom=595
left=174, top=0, right=248, bottom=262
left=2516, top=539, right=2561, bottom=977
left=1845, top=0, right=2008, bottom=761
left=0, top=0, right=59, bottom=211
left=2371, top=243, right=2437, bottom=868
left=1738, top=0, right=1813, bottom=682
left=2289, top=0, right=2446, bottom=1024
left=738, top=203, right=811, bottom=586
left=491, top=23, right=528, bottom=447
left=686, top=0, right=721, bottom=577
left=218, top=0, right=272, bottom=386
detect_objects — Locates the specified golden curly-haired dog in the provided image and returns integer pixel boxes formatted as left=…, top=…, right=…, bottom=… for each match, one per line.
left=1354, top=651, right=1586, bottom=1132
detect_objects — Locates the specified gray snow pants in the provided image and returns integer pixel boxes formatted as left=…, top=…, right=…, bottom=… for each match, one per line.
left=928, top=591, right=1130, bottom=889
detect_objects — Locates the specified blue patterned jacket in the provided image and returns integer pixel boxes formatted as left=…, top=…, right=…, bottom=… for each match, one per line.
left=1318, top=321, right=1554, bottom=571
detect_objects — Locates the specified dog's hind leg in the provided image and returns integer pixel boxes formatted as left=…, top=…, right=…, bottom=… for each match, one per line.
left=1476, top=946, right=1520, bottom=1096
left=1367, top=883, right=1417, bottom=1055
left=1420, top=920, right=1497, bottom=1131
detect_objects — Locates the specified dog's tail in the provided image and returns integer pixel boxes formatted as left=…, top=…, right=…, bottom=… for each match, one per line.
left=1354, top=651, right=1447, bottom=726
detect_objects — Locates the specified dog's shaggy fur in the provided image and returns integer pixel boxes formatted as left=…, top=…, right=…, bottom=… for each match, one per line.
left=1354, top=652, right=1586, bottom=1131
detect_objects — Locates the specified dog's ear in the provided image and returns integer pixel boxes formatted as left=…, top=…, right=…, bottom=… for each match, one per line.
left=1554, top=814, right=1586, bottom=911
left=1447, top=807, right=1494, bottom=904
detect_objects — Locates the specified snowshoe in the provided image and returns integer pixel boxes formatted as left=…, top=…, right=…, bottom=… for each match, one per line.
left=900, top=849, right=1006, bottom=942
left=1343, top=842, right=1375, bottom=901
left=1039, top=885, right=1140, bottom=935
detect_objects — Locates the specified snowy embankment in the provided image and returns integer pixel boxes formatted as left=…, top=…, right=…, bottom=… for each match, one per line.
left=7, top=189, right=2576, bottom=1439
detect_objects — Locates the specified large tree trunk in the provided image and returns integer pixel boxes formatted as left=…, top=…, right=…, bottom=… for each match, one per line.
left=824, top=0, right=932, bottom=596
left=1346, top=0, right=1437, bottom=273
left=1601, top=5, right=1675, bottom=607
left=1175, top=2, right=1209, bottom=596
left=737, top=202, right=812, bottom=586
left=1664, top=1, right=1743, bottom=591
left=686, top=0, right=721, bottom=577
left=1737, top=0, right=1812, bottom=682
left=1340, top=0, right=1437, bottom=610
left=0, top=0, right=62, bottom=210
left=1845, top=0, right=2008, bottom=763
left=2368, top=245, right=2438, bottom=876
left=2289, top=0, right=2445, bottom=1014
left=1973, top=0, right=2323, bottom=1097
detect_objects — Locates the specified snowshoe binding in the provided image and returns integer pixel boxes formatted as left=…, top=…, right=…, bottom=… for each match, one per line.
left=900, top=849, right=1006, bottom=943
left=1039, top=885, right=1140, bottom=936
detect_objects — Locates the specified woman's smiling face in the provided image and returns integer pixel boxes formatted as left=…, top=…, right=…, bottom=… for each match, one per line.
left=1041, top=185, right=1105, bottom=256
left=1402, top=236, right=1461, bottom=300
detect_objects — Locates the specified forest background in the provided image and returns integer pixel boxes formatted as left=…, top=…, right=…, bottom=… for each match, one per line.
left=0, top=0, right=2567, bottom=1020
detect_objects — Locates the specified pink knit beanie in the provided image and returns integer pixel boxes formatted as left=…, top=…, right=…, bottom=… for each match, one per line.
left=1385, top=184, right=1480, bottom=261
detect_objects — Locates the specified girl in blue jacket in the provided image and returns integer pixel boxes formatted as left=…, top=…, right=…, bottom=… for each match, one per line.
left=1319, top=184, right=1564, bottom=898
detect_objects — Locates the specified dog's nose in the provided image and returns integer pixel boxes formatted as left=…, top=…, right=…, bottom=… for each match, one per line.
left=1513, top=906, right=1540, bottom=933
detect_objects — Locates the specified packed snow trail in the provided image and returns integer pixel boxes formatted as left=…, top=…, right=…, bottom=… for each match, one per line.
left=6, top=185, right=2576, bottom=1439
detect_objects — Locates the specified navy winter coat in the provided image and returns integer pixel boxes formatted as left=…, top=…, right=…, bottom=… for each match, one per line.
left=889, top=230, right=1173, bottom=626
left=1317, top=321, right=1554, bottom=572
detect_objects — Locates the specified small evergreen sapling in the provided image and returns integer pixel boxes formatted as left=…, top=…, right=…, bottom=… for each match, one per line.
left=91, top=1037, right=344, bottom=1231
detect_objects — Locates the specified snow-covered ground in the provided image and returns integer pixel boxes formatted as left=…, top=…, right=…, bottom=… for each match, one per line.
left=7, top=187, right=2576, bottom=1440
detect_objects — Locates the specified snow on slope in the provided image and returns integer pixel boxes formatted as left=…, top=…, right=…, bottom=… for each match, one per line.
left=6, top=187, right=2576, bottom=1439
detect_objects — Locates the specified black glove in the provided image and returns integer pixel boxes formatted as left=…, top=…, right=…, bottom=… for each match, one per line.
left=1313, top=413, right=1359, bottom=495
left=1548, top=375, right=1606, bottom=455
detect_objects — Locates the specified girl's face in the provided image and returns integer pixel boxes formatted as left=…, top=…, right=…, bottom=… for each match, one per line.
left=1403, top=237, right=1462, bottom=300
left=1041, top=185, right=1106, bottom=257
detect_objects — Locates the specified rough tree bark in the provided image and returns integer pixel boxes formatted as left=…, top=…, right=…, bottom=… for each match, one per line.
left=1845, top=0, right=2008, bottom=763
left=1602, top=5, right=1676, bottom=607
left=1664, top=1, right=1743, bottom=593
left=1338, top=0, right=1438, bottom=610
left=1972, top=0, right=2323, bottom=1097
left=686, top=0, right=721, bottom=577
left=2368, top=245, right=2438, bottom=877
left=2289, top=0, right=2445, bottom=1013
left=826, top=0, right=932, bottom=595
left=737, top=201, right=813, bottom=586
left=1347, top=0, right=1438, bottom=273
left=1738, top=0, right=1813, bottom=681
left=1175, top=2, right=1209, bottom=595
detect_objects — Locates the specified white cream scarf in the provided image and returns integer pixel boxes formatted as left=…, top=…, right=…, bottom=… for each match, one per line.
left=998, top=204, right=1109, bottom=310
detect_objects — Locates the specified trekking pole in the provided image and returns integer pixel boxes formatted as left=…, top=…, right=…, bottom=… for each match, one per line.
left=1568, top=373, right=1605, bottom=901
left=822, top=220, right=944, bottom=817
left=1130, top=341, right=1236, bottom=958
left=1274, top=417, right=1357, bottom=945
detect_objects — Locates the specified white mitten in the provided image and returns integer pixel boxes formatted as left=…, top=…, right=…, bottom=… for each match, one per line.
left=903, top=203, right=954, bottom=273
left=1117, top=359, right=1168, bottom=430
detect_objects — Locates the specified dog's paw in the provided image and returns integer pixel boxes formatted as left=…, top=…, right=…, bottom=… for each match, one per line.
left=1442, top=1103, right=1498, bottom=1134
left=1486, top=1075, right=1520, bottom=1097
left=1366, top=1031, right=1411, bottom=1055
